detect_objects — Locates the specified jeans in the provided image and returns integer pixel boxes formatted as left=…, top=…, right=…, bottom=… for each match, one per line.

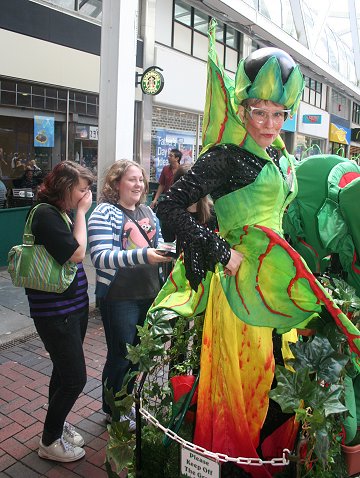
left=99, top=298, right=153, bottom=415
left=33, top=308, right=88, bottom=445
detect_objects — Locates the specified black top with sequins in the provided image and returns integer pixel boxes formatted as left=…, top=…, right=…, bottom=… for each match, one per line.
left=157, top=143, right=280, bottom=290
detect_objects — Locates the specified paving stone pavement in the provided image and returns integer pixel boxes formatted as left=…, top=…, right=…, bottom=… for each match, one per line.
left=0, top=310, right=116, bottom=478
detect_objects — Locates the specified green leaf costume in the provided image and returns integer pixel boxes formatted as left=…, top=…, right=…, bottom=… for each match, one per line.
left=144, top=19, right=360, bottom=477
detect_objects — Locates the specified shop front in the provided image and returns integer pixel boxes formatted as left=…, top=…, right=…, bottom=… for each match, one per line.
left=294, top=103, right=329, bottom=159
left=150, top=106, right=201, bottom=184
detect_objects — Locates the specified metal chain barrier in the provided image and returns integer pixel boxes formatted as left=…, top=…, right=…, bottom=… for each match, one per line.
left=139, top=399, right=291, bottom=467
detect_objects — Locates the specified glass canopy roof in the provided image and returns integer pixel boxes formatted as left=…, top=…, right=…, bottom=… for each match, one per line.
left=40, top=0, right=102, bottom=21
left=252, top=0, right=359, bottom=87
left=35, top=0, right=359, bottom=88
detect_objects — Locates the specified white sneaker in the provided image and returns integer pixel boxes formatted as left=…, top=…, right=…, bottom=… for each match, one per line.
left=38, top=437, right=85, bottom=462
left=63, top=422, right=85, bottom=447
left=120, top=413, right=136, bottom=433
left=128, top=405, right=136, bottom=421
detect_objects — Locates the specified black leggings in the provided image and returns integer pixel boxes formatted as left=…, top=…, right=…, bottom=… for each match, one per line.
left=33, top=308, right=88, bottom=445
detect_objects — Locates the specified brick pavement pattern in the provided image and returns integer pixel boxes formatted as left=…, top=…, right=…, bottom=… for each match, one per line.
left=0, top=312, right=113, bottom=478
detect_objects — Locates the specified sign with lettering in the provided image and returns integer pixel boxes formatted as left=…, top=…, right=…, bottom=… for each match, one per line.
left=141, top=66, right=164, bottom=95
left=181, top=448, right=220, bottom=478
left=154, top=128, right=195, bottom=180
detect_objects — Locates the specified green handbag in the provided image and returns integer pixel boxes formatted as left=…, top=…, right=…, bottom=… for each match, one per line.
left=7, top=204, right=78, bottom=293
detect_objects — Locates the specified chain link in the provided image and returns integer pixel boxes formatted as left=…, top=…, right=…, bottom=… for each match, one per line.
left=139, top=400, right=290, bottom=467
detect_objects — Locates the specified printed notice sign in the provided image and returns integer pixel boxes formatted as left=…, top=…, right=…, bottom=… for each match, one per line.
left=181, top=448, right=220, bottom=478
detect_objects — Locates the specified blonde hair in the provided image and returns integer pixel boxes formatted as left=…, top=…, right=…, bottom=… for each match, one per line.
left=99, top=160, right=148, bottom=205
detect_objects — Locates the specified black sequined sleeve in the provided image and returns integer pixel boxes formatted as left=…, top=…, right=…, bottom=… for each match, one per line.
left=157, top=146, right=232, bottom=290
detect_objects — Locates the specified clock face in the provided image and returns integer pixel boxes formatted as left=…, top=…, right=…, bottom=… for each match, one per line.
left=141, top=69, right=164, bottom=95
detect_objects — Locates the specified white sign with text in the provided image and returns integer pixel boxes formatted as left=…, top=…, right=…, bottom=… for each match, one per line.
left=181, top=448, right=220, bottom=478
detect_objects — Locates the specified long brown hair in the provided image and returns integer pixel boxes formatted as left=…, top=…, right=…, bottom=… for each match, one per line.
left=173, top=166, right=213, bottom=225
left=37, top=161, right=93, bottom=211
left=99, top=160, right=149, bottom=205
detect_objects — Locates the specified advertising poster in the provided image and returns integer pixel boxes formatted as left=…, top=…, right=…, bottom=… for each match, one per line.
left=34, top=116, right=54, bottom=147
left=154, top=128, right=196, bottom=180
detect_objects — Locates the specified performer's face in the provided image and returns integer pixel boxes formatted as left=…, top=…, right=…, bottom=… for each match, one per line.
left=242, top=100, right=289, bottom=150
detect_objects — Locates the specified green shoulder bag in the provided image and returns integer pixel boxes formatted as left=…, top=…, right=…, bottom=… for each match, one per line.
left=7, top=204, right=78, bottom=293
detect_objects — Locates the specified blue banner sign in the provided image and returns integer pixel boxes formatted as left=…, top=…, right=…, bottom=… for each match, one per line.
left=154, top=128, right=195, bottom=180
left=34, top=116, right=54, bottom=147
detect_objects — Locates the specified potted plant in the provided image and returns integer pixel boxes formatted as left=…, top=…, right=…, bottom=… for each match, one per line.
left=270, top=276, right=360, bottom=477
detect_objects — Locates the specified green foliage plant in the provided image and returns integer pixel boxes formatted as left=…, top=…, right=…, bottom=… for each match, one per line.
left=270, top=274, right=360, bottom=477
left=105, top=313, right=204, bottom=477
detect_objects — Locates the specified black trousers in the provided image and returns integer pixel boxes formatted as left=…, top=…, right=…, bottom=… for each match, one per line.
left=33, top=307, right=88, bottom=445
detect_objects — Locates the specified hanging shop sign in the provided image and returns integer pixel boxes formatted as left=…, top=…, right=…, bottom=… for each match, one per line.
left=303, top=114, right=322, bottom=124
left=136, top=66, right=164, bottom=95
left=329, top=123, right=351, bottom=145
left=34, top=116, right=54, bottom=147
left=75, top=125, right=99, bottom=141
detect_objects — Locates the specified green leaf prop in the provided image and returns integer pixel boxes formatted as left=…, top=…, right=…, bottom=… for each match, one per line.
left=289, top=335, right=349, bottom=384
left=269, top=366, right=316, bottom=413
left=269, top=366, right=347, bottom=417
left=106, top=419, right=136, bottom=475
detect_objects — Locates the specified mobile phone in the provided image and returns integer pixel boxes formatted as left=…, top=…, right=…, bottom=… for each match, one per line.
left=156, top=242, right=177, bottom=258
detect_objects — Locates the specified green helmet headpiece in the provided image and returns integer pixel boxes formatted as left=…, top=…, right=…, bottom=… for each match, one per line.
left=235, top=47, right=305, bottom=115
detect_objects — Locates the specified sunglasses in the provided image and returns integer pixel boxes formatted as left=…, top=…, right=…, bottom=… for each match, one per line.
left=245, top=106, right=290, bottom=124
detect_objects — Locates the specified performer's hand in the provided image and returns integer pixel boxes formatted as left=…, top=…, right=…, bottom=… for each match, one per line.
left=224, top=249, right=243, bottom=276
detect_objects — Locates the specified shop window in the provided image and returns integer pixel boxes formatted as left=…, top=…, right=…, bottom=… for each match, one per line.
left=226, top=26, right=237, bottom=49
left=87, top=103, right=97, bottom=116
left=215, top=21, right=224, bottom=42
left=1, top=80, right=16, bottom=92
left=173, top=0, right=241, bottom=72
left=17, top=83, right=31, bottom=95
left=193, top=31, right=208, bottom=61
left=173, top=22, right=192, bottom=55
left=302, top=74, right=326, bottom=110
left=174, top=0, right=192, bottom=26
left=33, top=86, right=45, bottom=96
left=194, top=10, right=208, bottom=35
left=46, top=88, right=57, bottom=99
left=58, top=89, right=67, bottom=100
left=76, top=102, right=87, bottom=114
left=58, top=99, right=67, bottom=112
left=45, top=97, right=57, bottom=111
left=1, top=91, right=16, bottom=105
left=75, top=93, right=87, bottom=103
left=17, top=92, right=31, bottom=107
left=225, top=48, right=238, bottom=73
left=352, top=102, right=360, bottom=124
left=33, top=95, right=45, bottom=109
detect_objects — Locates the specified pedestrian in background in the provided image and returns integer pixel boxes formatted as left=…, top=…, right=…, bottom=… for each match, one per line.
left=150, top=148, right=182, bottom=209
left=88, top=160, right=171, bottom=429
left=26, top=161, right=93, bottom=463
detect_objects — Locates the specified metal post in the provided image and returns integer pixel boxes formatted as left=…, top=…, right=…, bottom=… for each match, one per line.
left=65, top=89, right=69, bottom=161
left=135, top=372, right=148, bottom=477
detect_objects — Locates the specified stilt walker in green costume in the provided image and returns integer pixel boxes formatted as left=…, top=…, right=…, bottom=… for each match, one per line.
left=147, top=20, right=360, bottom=477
